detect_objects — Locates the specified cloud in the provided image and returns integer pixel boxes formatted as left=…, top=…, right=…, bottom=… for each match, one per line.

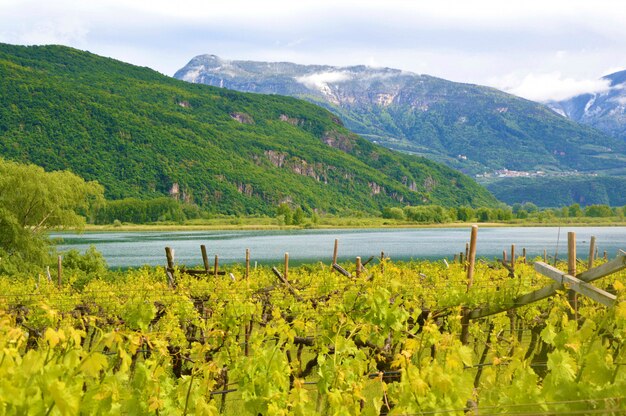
left=500, top=72, right=612, bottom=102
left=296, top=71, right=352, bottom=90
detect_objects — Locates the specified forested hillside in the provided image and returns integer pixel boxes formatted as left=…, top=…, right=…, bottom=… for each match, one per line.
left=0, top=44, right=497, bottom=215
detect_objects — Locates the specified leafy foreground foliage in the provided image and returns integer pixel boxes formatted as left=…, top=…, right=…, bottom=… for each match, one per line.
left=0, top=43, right=496, bottom=215
left=0, top=158, right=103, bottom=274
left=1, top=258, right=626, bottom=415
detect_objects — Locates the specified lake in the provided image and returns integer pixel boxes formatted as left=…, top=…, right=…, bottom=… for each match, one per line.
left=51, top=226, right=626, bottom=269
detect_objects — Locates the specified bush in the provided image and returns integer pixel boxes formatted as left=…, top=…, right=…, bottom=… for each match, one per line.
left=382, top=207, right=405, bottom=220
left=403, top=205, right=449, bottom=223
left=585, top=204, right=613, bottom=217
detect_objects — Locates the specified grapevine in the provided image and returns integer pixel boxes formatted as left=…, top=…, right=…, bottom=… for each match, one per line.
left=0, top=255, right=625, bottom=415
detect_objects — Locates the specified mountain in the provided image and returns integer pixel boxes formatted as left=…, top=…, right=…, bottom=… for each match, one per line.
left=549, top=69, right=626, bottom=142
left=484, top=176, right=626, bottom=207
left=0, top=43, right=497, bottom=216
left=174, top=55, right=626, bottom=177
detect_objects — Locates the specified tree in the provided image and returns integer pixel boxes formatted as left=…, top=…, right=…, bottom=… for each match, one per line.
left=276, top=203, right=293, bottom=225
left=568, top=203, right=582, bottom=217
left=0, top=159, right=104, bottom=273
left=584, top=204, right=613, bottom=218
left=292, top=207, right=305, bottom=225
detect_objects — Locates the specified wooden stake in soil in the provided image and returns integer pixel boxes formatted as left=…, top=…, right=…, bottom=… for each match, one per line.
left=381, top=251, right=385, bottom=274
left=165, top=247, right=174, bottom=271
left=510, top=244, right=516, bottom=274
left=245, top=248, right=250, bottom=279
left=201, top=245, right=210, bottom=272
left=544, top=249, right=548, bottom=263
left=332, top=239, right=338, bottom=265
left=588, top=236, right=596, bottom=270
left=214, top=255, right=219, bottom=278
left=503, top=250, right=507, bottom=263
left=522, top=248, right=527, bottom=264
left=568, top=232, right=578, bottom=317
left=356, top=256, right=362, bottom=279
left=57, top=255, right=62, bottom=288
left=284, top=252, right=289, bottom=281
left=466, top=225, right=478, bottom=292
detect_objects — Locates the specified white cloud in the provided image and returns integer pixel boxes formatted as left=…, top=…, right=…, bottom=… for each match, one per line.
left=2, top=0, right=626, bottom=90
left=14, top=20, right=88, bottom=45
left=296, top=71, right=352, bottom=90
left=501, top=72, right=612, bottom=102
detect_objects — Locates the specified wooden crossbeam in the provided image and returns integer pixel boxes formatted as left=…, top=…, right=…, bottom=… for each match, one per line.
left=469, top=250, right=624, bottom=320
left=577, top=250, right=626, bottom=282
left=534, top=262, right=616, bottom=307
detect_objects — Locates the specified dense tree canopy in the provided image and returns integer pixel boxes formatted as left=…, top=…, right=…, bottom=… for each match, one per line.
left=0, top=159, right=103, bottom=273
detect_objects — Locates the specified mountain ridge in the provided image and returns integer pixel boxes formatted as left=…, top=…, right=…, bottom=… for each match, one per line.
left=0, top=43, right=497, bottom=215
left=549, top=69, right=626, bottom=142
left=175, top=54, right=626, bottom=177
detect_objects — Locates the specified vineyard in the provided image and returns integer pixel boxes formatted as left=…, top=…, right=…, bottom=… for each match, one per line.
left=1, top=232, right=625, bottom=415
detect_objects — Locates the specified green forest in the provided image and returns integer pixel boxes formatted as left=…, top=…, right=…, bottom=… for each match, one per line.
left=0, top=43, right=496, bottom=217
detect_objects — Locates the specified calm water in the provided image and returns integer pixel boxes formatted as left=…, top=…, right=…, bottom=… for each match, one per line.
left=51, top=227, right=626, bottom=269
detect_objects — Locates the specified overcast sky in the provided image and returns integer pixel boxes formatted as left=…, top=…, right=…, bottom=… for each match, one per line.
left=2, top=0, right=625, bottom=102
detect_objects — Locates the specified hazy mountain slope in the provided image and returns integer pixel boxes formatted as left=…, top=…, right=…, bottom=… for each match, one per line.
left=549, top=69, right=626, bottom=142
left=0, top=43, right=497, bottom=215
left=484, top=176, right=626, bottom=207
left=175, top=55, right=626, bottom=176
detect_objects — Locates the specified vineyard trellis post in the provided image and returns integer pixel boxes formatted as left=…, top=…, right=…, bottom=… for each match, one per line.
left=466, top=225, right=478, bottom=292
left=57, top=255, right=62, bottom=288
left=200, top=245, right=210, bottom=273
left=588, top=236, right=596, bottom=269
left=245, top=248, right=250, bottom=279
left=567, top=232, right=578, bottom=317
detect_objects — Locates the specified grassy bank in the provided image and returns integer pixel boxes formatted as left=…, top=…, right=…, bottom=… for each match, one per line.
left=80, top=215, right=626, bottom=232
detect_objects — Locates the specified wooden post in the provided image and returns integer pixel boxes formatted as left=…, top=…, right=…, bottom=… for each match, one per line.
left=588, top=236, right=596, bottom=270
left=544, top=249, right=547, bottom=263
left=510, top=244, right=516, bottom=274
left=214, top=255, right=219, bottom=278
left=522, top=248, right=527, bottom=264
left=201, top=245, right=210, bottom=272
left=465, top=242, right=469, bottom=263
left=460, top=307, right=471, bottom=345
left=604, top=250, right=608, bottom=261
left=568, top=232, right=576, bottom=276
left=284, top=252, right=289, bottom=281
left=165, top=247, right=174, bottom=270
left=356, top=257, right=361, bottom=279
left=503, top=250, right=507, bottom=263
left=460, top=252, right=464, bottom=265
left=466, top=225, right=478, bottom=292
left=380, top=251, right=385, bottom=274
left=332, top=239, right=338, bottom=265
left=57, top=255, right=62, bottom=288
left=568, top=232, right=578, bottom=317
left=245, top=248, right=250, bottom=279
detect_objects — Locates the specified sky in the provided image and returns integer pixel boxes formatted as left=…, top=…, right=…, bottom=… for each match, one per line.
left=2, top=0, right=626, bottom=102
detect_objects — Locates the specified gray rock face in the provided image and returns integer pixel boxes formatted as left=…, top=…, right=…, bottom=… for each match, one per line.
left=549, top=70, right=626, bottom=141
left=175, top=55, right=626, bottom=176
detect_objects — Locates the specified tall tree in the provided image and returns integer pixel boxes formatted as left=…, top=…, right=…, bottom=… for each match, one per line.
left=0, top=159, right=104, bottom=273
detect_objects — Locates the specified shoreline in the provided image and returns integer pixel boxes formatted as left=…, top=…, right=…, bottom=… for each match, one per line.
left=68, top=220, right=626, bottom=233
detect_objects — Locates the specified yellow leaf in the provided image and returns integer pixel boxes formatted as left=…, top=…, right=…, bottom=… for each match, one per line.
left=45, top=328, right=61, bottom=348
left=48, top=380, right=80, bottom=416
left=617, top=301, right=626, bottom=320
left=82, top=352, right=109, bottom=378
left=614, top=280, right=625, bottom=292
left=148, top=396, right=162, bottom=412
